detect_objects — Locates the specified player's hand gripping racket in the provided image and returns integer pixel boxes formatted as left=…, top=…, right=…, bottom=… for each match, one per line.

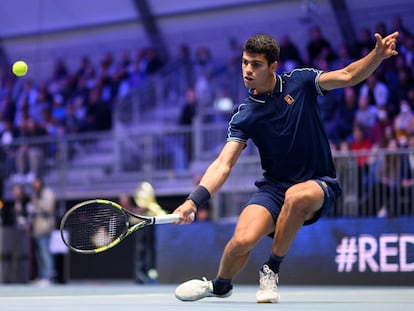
left=60, top=199, right=193, bottom=254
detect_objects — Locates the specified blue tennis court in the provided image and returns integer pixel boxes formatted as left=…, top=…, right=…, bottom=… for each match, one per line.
left=0, top=283, right=413, bottom=311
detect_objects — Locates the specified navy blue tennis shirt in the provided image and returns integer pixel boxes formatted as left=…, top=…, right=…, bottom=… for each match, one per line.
left=227, top=68, right=337, bottom=183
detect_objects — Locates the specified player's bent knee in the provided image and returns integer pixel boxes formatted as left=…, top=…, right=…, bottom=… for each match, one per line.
left=284, top=192, right=307, bottom=209
left=228, top=235, right=256, bottom=253
left=283, top=192, right=314, bottom=218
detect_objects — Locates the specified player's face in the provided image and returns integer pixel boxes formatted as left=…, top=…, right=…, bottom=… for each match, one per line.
left=242, top=52, right=277, bottom=93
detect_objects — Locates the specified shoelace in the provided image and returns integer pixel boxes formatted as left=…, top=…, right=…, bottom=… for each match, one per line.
left=260, top=266, right=278, bottom=290
left=201, top=277, right=213, bottom=291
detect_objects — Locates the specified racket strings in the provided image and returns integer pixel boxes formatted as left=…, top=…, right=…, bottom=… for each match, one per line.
left=62, top=202, right=127, bottom=251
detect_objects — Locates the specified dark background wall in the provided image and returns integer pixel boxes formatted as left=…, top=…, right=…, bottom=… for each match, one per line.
left=155, top=217, right=414, bottom=285
left=65, top=216, right=414, bottom=285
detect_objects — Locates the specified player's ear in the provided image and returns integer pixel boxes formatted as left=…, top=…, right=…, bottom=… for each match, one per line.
left=270, top=61, right=278, bottom=72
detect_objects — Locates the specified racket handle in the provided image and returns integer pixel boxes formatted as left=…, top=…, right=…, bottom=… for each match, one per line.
left=154, top=212, right=195, bottom=224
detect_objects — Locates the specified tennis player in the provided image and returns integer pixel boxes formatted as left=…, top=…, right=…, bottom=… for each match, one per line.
left=174, top=31, right=399, bottom=303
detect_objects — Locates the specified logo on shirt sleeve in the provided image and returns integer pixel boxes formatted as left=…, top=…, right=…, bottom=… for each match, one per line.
left=284, top=94, right=295, bottom=105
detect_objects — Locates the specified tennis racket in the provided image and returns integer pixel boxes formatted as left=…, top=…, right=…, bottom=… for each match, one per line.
left=60, top=199, right=191, bottom=254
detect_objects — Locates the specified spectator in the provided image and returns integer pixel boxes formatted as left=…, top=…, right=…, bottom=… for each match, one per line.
left=392, top=15, right=412, bottom=38
left=354, top=94, right=378, bottom=135
left=227, top=38, right=243, bottom=69
left=75, top=55, right=94, bottom=80
left=48, top=59, right=70, bottom=98
left=0, top=119, right=17, bottom=178
left=375, top=21, right=388, bottom=37
left=51, top=94, right=67, bottom=125
left=132, top=48, right=151, bottom=80
left=376, top=137, right=400, bottom=217
left=394, top=66, right=413, bottom=111
left=0, top=184, right=31, bottom=283
left=178, top=87, right=198, bottom=166
left=401, top=35, right=414, bottom=67
left=31, top=87, right=51, bottom=124
left=98, top=52, right=116, bottom=78
left=316, top=58, right=339, bottom=126
left=408, top=86, right=414, bottom=108
left=194, top=46, right=214, bottom=78
left=394, top=98, right=414, bottom=140
left=132, top=182, right=166, bottom=283
left=401, top=134, right=414, bottom=214
left=119, top=50, right=133, bottom=72
left=41, top=108, right=59, bottom=137
left=15, top=79, right=38, bottom=114
left=351, top=27, right=375, bottom=58
left=334, top=140, right=359, bottom=216
left=305, top=25, right=335, bottom=66
left=331, top=43, right=355, bottom=70
left=377, top=133, right=413, bottom=217
left=359, top=73, right=389, bottom=108
left=73, top=75, right=92, bottom=101
left=175, top=44, right=195, bottom=93
left=179, top=87, right=197, bottom=126
left=350, top=124, right=373, bottom=167
left=2, top=184, right=30, bottom=229
left=117, top=192, right=152, bottom=283
left=84, top=86, right=112, bottom=131
left=326, top=86, right=358, bottom=143
left=146, top=48, right=165, bottom=75
left=226, top=38, right=244, bottom=103
left=278, top=34, right=304, bottom=72
left=386, top=55, right=410, bottom=116
left=368, top=107, right=392, bottom=147
left=350, top=124, right=373, bottom=214
left=1, top=95, right=17, bottom=125
left=29, top=177, right=56, bottom=285
left=15, top=118, right=47, bottom=182
left=133, top=181, right=166, bottom=216
left=113, top=52, right=133, bottom=99
left=52, top=58, right=69, bottom=81
left=71, top=95, right=88, bottom=132
left=62, top=101, right=81, bottom=134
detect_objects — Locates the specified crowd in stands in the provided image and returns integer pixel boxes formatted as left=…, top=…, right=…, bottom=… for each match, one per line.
left=0, top=16, right=413, bottom=183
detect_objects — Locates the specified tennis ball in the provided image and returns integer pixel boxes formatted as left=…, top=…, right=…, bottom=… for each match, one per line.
left=12, top=60, right=28, bottom=77
left=147, top=268, right=158, bottom=280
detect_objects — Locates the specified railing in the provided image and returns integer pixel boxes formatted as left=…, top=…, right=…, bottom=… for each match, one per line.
left=215, top=147, right=414, bottom=220
left=332, top=148, right=414, bottom=218
left=1, top=125, right=413, bottom=221
left=114, top=59, right=245, bottom=129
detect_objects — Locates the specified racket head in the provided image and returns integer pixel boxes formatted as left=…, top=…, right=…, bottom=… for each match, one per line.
left=60, top=199, right=131, bottom=254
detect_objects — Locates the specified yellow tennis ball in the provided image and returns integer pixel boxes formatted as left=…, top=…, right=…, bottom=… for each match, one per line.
left=12, top=60, right=28, bottom=77
left=147, top=268, right=158, bottom=280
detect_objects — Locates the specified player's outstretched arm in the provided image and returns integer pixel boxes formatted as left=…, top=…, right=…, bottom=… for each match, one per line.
left=174, top=141, right=244, bottom=224
left=319, top=31, right=399, bottom=91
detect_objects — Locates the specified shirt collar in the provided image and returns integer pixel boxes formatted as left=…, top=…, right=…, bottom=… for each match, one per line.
left=248, top=75, right=283, bottom=103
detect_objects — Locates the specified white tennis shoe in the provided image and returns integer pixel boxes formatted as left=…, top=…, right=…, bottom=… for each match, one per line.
left=256, top=265, right=280, bottom=303
left=175, top=277, right=233, bottom=301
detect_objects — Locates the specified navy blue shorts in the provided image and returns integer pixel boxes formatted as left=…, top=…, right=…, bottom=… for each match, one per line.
left=246, top=176, right=342, bottom=226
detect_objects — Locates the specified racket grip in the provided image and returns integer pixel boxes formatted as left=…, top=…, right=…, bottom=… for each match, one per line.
left=154, top=212, right=195, bottom=224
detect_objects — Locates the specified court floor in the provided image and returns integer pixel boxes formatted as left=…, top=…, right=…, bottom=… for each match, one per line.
left=0, top=282, right=413, bottom=310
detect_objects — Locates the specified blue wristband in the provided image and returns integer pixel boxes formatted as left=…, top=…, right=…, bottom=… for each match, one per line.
left=187, top=185, right=211, bottom=209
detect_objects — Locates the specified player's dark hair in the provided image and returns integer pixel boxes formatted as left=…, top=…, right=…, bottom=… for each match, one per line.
left=244, top=34, right=280, bottom=64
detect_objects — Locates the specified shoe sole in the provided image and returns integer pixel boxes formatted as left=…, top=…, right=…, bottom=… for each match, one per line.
left=257, top=298, right=279, bottom=303
left=175, top=290, right=233, bottom=302
left=257, top=294, right=280, bottom=303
